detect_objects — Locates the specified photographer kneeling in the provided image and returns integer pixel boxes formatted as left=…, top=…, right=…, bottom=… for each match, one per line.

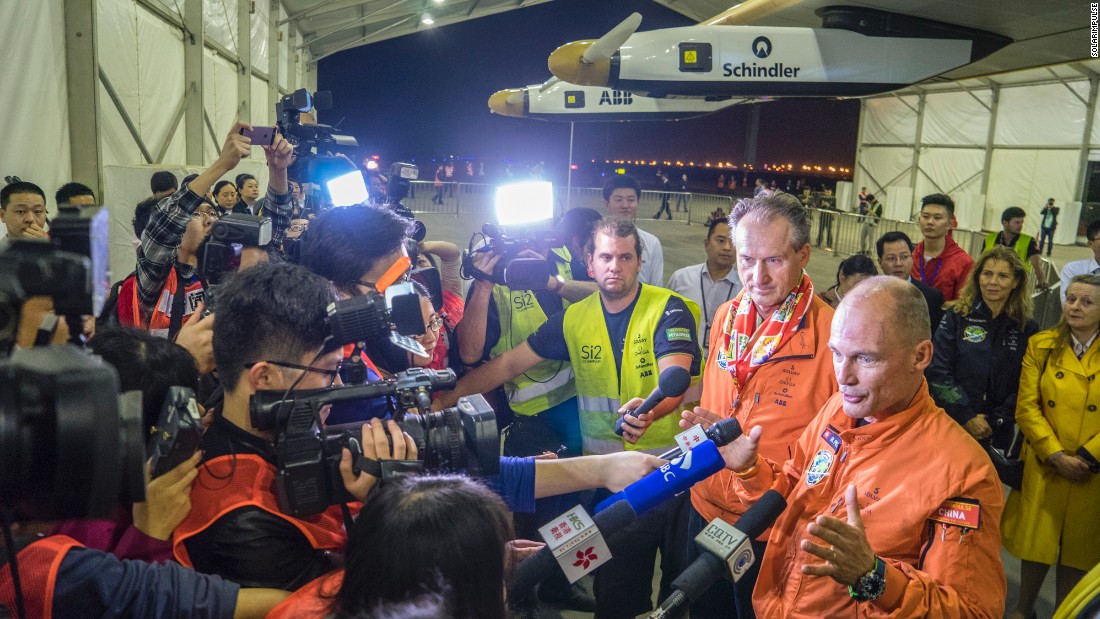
left=171, top=262, right=413, bottom=590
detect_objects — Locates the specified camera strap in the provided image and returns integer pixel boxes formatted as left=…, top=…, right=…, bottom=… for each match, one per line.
left=167, top=269, right=189, bottom=341
left=354, top=456, right=423, bottom=482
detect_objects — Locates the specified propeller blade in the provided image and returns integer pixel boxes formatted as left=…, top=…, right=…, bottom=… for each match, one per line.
left=581, top=12, right=641, bottom=64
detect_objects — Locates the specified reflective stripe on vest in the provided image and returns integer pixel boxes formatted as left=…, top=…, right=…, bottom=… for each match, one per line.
left=0, top=535, right=82, bottom=619
left=129, top=266, right=205, bottom=338
left=983, top=232, right=1033, bottom=272
left=564, top=284, right=701, bottom=454
left=490, top=247, right=578, bottom=415
left=172, top=454, right=353, bottom=567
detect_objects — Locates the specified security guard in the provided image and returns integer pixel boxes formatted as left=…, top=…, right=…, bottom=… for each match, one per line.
left=982, top=206, right=1048, bottom=287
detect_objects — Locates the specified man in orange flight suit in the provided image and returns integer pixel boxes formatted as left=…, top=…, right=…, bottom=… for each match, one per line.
left=653, top=192, right=838, bottom=618
left=710, top=277, right=1005, bottom=618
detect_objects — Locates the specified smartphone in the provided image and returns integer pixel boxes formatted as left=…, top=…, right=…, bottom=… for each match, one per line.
left=240, top=125, right=277, bottom=146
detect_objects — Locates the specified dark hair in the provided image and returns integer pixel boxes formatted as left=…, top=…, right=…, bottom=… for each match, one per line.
left=836, top=254, right=878, bottom=286
left=560, top=207, right=603, bottom=248
left=1, top=181, right=46, bottom=208
left=706, top=217, right=729, bottom=239
left=213, top=262, right=335, bottom=389
left=235, top=173, right=256, bottom=189
left=343, top=590, right=455, bottom=619
left=133, top=196, right=159, bottom=238
left=182, top=173, right=200, bottom=188
left=920, top=193, right=955, bottom=218
left=55, top=182, right=96, bottom=207
left=88, top=327, right=199, bottom=434
left=865, top=193, right=876, bottom=201
left=601, top=174, right=641, bottom=202
left=301, top=205, right=412, bottom=295
left=1088, top=219, right=1100, bottom=242
left=1001, top=206, right=1026, bottom=222
left=213, top=180, right=236, bottom=198
left=875, top=231, right=914, bottom=259
left=585, top=217, right=643, bottom=259
left=335, top=475, right=513, bottom=619
left=728, top=191, right=811, bottom=250
left=151, top=171, right=178, bottom=194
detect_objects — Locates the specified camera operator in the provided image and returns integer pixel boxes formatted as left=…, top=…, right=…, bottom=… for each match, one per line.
left=300, top=204, right=415, bottom=376
left=171, top=262, right=412, bottom=590
left=127, top=122, right=294, bottom=341
left=47, top=327, right=202, bottom=562
left=453, top=220, right=596, bottom=455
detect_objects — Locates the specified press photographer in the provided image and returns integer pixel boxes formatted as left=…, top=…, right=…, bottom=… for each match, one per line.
left=0, top=241, right=288, bottom=618
left=171, top=261, right=412, bottom=590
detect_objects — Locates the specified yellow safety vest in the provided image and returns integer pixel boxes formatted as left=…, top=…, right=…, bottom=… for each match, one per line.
left=563, top=284, right=701, bottom=454
left=983, top=232, right=1033, bottom=272
left=490, top=247, right=578, bottom=416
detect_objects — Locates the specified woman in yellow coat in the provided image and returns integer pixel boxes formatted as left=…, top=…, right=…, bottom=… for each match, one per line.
left=1003, top=274, right=1100, bottom=619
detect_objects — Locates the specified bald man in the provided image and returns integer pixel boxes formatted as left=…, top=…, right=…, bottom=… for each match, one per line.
left=699, top=277, right=1006, bottom=618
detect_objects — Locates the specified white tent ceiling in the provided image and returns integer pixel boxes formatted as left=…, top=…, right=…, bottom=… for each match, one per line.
left=287, top=0, right=1091, bottom=84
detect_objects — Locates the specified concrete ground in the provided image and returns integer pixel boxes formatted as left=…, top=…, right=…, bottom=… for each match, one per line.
left=413, top=201, right=1079, bottom=619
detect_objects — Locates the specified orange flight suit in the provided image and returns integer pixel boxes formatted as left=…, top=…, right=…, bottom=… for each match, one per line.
left=737, top=384, right=1006, bottom=618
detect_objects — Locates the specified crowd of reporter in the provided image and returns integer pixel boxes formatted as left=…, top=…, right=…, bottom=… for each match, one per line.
left=2, top=119, right=1099, bottom=619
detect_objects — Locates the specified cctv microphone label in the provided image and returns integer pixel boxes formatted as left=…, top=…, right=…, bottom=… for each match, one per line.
left=538, top=505, right=612, bottom=583
left=696, top=518, right=754, bottom=582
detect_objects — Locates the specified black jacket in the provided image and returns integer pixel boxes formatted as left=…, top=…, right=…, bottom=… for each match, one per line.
left=911, top=277, right=945, bottom=335
left=927, top=300, right=1038, bottom=450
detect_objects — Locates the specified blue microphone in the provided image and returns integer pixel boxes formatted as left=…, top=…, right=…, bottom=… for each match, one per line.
left=595, top=438, right=726, bottom=515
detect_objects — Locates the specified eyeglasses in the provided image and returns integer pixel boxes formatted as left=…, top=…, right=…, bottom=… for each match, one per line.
left=192, top=210, right=219, bottom=221
left=425, top=315, right=443, bottom=332
left=881, top=253, right=912, bottom=264
left=245, top=360, right=343, bottom=387
left=289, top=223, right=308, bottom=233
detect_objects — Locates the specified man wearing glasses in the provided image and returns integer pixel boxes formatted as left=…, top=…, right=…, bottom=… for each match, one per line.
left=127, top=121, right=295, bottom=341
left=876, top=231, right=944, bottom=333
left=173, top=261, right=410, bottom=590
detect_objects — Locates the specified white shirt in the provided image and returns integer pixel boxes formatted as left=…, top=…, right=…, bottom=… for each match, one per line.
left=637, top=227, right=665, bottom=287
left=666, top=262, right=742, bottom=349
left=1061, top=257, right=1100, bottom=303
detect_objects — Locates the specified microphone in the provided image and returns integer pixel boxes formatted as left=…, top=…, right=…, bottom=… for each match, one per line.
left=595, top=438, right=726, bottom=515
left=658, top=418, right=743, bottom=460
left=508, top=499, right=637, bottom=595
left=648, top=490, right=787, bottom=619
left=615, top=366, right=692, bottom=436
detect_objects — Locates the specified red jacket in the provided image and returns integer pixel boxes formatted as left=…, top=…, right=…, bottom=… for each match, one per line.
left=739, top=385, right=1006, bottom=618
left=911, top=237, right=974, bottom=302
left=266, top=571, right=342, bottom=618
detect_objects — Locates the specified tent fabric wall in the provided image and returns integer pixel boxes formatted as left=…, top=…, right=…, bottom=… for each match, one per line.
left=251, top=75, right=272, bottom=127
left=251, top=0, right=270, bottom=73
left=204, top=50, right=242, bottom=164
left=0, top=0, right=71, bottom=238
left=856, top=74, right=1097, bottom=239
left=204, top=0, right=238, bottom=55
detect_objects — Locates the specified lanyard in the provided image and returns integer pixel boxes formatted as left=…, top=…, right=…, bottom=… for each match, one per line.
left=920, top=255, right=942, bottom=286
left=701, top=266, right=737, bottom=343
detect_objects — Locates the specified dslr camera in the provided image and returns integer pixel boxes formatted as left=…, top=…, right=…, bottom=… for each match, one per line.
left=249, top=367, right=499, bottom=517
left=199, top=213, right=273, bottom=312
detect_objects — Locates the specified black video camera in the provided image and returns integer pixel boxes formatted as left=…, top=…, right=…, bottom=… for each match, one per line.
left=460, top=224, right=565, bottom=290
left=147, top=386, right=203, bottom=479
left=327, top=283, right=427, bottom=380
left=199, top=213, right=273, bottom=312
left=276, top=89, right=359, bottom=195
left=249, top=367, right=499, bottom=517
left=1, top=237, right=146, bottom=521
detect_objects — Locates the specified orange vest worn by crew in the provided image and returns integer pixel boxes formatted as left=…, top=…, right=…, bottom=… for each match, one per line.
left=740, top=385, right=1006, bottom=618
left=0, top=535, right=83, bottom=619
left=172, top=454, right=352, bottom=567
left=691, top=296, right=838, bottom=528
left=127, top=266, right=205, bottom=339
left=266, top=570, right=343, bottom=619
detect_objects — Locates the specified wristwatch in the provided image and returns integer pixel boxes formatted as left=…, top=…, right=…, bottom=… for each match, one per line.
left=550, top=274, right=566, bottom=294
left=848, top=556, right=887, bottom=603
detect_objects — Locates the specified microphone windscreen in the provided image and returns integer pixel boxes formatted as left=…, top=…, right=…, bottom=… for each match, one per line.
left=706, top=418, right=743, bottom=447
left=658, top=365, right=691, bottom=397
left=736, top=489, right=787, bottom=539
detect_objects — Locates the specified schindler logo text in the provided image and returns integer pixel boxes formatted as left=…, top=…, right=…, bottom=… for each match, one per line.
left=723, top=62, right=801, bottom=78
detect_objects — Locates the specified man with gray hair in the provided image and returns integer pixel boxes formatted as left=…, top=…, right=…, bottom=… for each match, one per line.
left=670, top=191, right=839, bottom=618
left=709, top=276, right=1006, bottom=618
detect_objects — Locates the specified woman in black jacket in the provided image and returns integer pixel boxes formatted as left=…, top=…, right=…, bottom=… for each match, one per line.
left=928, top=246, right=1038, bottom=451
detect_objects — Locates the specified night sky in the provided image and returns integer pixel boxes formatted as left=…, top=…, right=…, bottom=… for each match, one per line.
left=319, top=0, right=860, bottom=170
